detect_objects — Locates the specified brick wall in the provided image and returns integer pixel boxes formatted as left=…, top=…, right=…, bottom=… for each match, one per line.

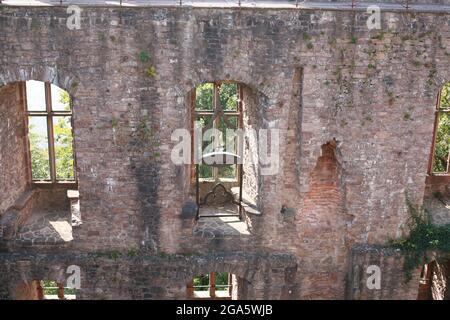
left=349, top=245, right=421, bottom=300
left=0, top=83, right=29, bottom=215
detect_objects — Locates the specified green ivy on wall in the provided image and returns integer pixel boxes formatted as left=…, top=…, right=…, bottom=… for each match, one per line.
left=389, top=200, right=450, bottom=282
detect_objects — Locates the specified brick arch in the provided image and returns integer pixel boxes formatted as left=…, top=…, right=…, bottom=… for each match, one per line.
left=179, top=257, right=257, bottom=285
left=302, top=140, right=346, bottom=219
left=297, top=139, right=348, bottom=299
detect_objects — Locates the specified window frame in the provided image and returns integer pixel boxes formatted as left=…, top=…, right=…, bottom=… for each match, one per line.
left=35, top=280, right=76, bottom=300
left=187, top=272, right=232, bottom=300
left=24, top=81, right=77, bottom=185
left=191, top=81, right=243, bottom=183
left=428, top=87, right=450, bottom=176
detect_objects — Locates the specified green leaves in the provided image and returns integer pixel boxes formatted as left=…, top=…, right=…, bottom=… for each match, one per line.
left=139, top=50, right=150, bottom=63
left=432, top=112, right=450, bottom=173
left=389, top=201, right=450, bottom=282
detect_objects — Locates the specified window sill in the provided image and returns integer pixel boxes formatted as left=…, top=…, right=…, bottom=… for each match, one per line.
left=198, top=179, right=238, bottom=183
left=32, top=181, right=77, bottom=188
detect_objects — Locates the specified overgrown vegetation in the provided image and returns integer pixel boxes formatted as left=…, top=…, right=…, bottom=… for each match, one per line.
left=139, top=50, right=150, bottom=63
left=389, top=201, right=450, bottom=282
left=145, top=66, right=156, bottom=77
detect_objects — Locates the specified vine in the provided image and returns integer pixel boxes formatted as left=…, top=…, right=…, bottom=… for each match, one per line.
left=389, top=199, right=450, bottom=282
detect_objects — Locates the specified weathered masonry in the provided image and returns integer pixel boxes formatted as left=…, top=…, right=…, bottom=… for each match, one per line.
left=0, top=1, right=449, bottom=300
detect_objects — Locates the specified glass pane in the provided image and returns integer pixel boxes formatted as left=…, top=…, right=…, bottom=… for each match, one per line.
left=196, top=115, right=213, bottom=130
left=432, top=112, right=450, bottom=173
left=193, top=274, right=210, bottom=291
left=53, top=116, right=75, bottom=180
left=26, top=80, right=46, bottom=111
left=218, top=165, right=236, bottom=180
left=28, top=116, right=50, bottom=180
left=196, top=115, right=215, bottom=154
left=219, top=83, right=238, bottom=111
left=215, top=272, right=230, bottom=287
left=51, top=84, right=71, bottom=111
left=218, top=116, right=238, bottom=153
left=43, top=280, right=58, bottom=295
left=218, top=116, right=238, bottom=130
left=195, top=83, right=213, bottom=111
left=198, top=165, right=213, bottom=180
left=440, top=83, right=450, bottom=109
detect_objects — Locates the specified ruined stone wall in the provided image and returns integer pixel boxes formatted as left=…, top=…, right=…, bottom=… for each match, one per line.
left=348, top=246, right=421, bottom=300
left=0, top=252, right=297, bottom=300
left=0, top=83, right=29, bottom=215
left=0, top=5, right=449, bottom=299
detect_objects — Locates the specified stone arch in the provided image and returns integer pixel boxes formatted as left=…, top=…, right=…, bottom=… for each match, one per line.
left=180, top=256, right=257, bottom=300
left=178, top=70, right=280, bottom=106
left=171, top=253, right=295, bottom=300
left=7, top=261, right=72, bottom=300
left=0, top=65, right=80, bottom=98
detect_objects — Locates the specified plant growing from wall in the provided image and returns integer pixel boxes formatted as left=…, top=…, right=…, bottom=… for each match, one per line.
left=139, top=50, right=150, bottom=63
left=109, top=250, right=122, bottom=260
left=137, top=49, right=157, bottom=78
left=389, top=200, right=450, bottom=282
left=145, top=66, right=157, bottom=77
left=129, top=115, right=161, bottom=160
left=112, top=118, right=119, bottom=129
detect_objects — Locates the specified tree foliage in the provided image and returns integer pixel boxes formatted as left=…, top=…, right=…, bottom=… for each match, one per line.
left=29, top=122, right=50, bottom=180
left=193, top=272, right=230, bottom=292
left=433, top=83, right=450, bottom=173
left=195, top=83, right=238, bottom=180
left=29, top=89, right=74, bottom=180
left=54, top=116, right=75, bottom=180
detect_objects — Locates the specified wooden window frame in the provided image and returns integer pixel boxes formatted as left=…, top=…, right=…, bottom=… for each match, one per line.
left=36, top=280, right=72, bottom=300
left=428, top=88, right=450, bottom=176
left=24, top=81, right=77, bottom=185
left=187, top=272, right=232, bottom=300
left=191, top=81, right=243, bottom=183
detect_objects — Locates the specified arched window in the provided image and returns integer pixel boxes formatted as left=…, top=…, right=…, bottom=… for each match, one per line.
left=25, top=80, right=76, bottom=183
